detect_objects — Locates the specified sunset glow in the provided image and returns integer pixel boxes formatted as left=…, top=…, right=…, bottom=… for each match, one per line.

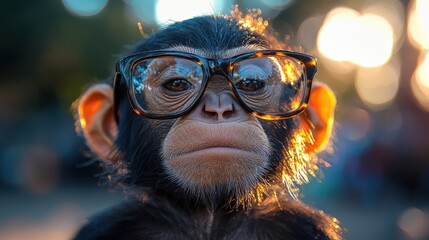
left=408, top=0, right=429, bottom=49
left=317, top=7, right=394, bottom=68
left=411, top=52, right=429, bottom=112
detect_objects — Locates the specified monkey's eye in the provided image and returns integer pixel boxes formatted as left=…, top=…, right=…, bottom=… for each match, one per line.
left=236, top=79, right=265, bottom=92
left=163, top=79, right=194, bottom=92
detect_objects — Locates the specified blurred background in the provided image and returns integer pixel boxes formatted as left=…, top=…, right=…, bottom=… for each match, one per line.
left=0, top=0, right=428, bottom=239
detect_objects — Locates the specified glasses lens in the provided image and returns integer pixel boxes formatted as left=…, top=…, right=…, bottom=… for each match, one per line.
left=130, top=56, right=204, bottom=115
left=232, top=56, right=306, bottom=115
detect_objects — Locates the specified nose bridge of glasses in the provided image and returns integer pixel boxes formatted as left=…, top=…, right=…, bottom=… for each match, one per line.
left=207, top=58, right=228, bottom=75
left=205, top=58, right=233, bottom=90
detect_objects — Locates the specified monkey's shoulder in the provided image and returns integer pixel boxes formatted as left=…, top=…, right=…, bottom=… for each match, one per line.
left=73, top=197, right=341, bottom=240
left=73, top=197, right=205, bottom=240
left=218, top=198, right=342, bottom=240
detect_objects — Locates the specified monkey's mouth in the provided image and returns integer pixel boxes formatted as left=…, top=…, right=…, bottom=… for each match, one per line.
left=174, top=140, right=260, bottom=157
left=162, top=120, right=272, bottom=159
left=165, top=144, right=269, bottom=188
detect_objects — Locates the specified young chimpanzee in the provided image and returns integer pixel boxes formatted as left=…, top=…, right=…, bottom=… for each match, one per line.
left=74, top=10, right=341, bottom=240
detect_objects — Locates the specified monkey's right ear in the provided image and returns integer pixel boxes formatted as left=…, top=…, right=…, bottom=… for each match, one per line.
left=78, top=84, right=118, bottom=161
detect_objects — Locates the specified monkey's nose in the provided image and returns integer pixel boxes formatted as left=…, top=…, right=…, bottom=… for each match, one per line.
left=202, top=92, right=235, bottom=121
left=187, top=75, right=248, bottom=123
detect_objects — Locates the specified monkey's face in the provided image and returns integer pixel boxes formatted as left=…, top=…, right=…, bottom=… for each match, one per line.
left=119, top=45, right=313, bottom=196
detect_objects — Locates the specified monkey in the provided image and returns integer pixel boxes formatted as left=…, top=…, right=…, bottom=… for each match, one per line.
left=73, top=11, right=341, bottom=240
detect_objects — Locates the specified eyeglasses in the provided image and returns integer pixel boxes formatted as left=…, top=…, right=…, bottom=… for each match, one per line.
left=113, top=50, right=317, bottom=121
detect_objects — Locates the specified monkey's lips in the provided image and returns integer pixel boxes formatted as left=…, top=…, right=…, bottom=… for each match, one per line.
left=178, top=142, right=260, bottom=157
left=163, top=120, right=271, bottom=158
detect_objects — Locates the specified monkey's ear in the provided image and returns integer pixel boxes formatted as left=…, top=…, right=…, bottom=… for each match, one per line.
left=78, top=84, right=118, bottom=161
left=304, top=82, right=336, bottom=153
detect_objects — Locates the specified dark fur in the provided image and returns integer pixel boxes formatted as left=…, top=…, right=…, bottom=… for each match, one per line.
left=75, top=191, right=339, bottom=240
left=75, top=16, right=341, bottom=239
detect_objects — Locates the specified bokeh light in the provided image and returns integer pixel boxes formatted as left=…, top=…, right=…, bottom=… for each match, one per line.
left=415, top=52, right=429, bottom=89
left=62, top=0, right=108, bottom=17
left=411, top=51, right=429, bottom=112
left=398, top=208, right=429, bottom=239
left=408, top=0, right=429, bottom=49
left=319, top=54, right=356, bottom=77
left=355, top=61, right=400, bottom=109
left=317, top=7, right=394, bottom=68
left=363, top=0, right=405, bottom=49
left=155, top=0, right=225, bottom=25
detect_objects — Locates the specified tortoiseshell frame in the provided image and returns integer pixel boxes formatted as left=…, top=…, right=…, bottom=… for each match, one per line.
left=113, top=50, right=317, bottom=122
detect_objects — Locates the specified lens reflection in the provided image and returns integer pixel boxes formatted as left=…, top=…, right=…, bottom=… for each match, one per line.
left=232, top=56, right=305, bottom=114
left=127, top=54, right=307, bottom=117
left=131, top=57, right=204, bottom=114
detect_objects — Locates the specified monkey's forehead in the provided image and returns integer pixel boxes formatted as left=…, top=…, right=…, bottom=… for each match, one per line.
left=167, top=45, right=267, bottom=59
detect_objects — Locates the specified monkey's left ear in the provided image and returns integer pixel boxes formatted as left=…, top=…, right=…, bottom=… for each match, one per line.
left=77, top=84, right=118, bottom=161
left=304, top=82, right=336, bottom=153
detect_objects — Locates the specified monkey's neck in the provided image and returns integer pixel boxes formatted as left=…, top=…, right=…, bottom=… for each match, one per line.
left=144, top=187, right=242, bottom=213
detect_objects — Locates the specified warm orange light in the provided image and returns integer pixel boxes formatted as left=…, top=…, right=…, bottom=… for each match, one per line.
left=415, top=52, right=429, bottom=89
left=408, top=0, right=429, bottom=49
left=317, top=7, right=394, bottom=67
left=312, top=116, right=333, bottom=153
left=355, top=61, right=400, bottom=109
left=252, top=112, right=286, bottom=121
left=227, top=5, right=269, bottom=35
left=282, top=59, right=300, bottom=83
left=79, top=117, right=87, bottom=129
left=280, top=127, right=318, bottom=198
left=411, top=51, right=429, bottom=112
left=363, top=0, right=405, bottom=45
left=137, top=22, right=149, bottom=38
left=77, top=93, right=104, bottom=129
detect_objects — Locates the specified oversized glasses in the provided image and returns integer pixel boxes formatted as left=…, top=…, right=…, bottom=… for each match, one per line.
left=113, top=50, right=317, bottom=121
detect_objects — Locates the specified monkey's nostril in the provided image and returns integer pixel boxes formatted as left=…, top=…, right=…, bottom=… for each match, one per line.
left=222, top=109, right=235, bottom=120
left=204, top=104, right=233, bottom=119
left=202, top=108, right=219, bottom=120
left=204, top=99, right=234, bottom=119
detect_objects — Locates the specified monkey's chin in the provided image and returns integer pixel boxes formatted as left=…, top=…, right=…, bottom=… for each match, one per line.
left=164, top=147, right=268, bottom=191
